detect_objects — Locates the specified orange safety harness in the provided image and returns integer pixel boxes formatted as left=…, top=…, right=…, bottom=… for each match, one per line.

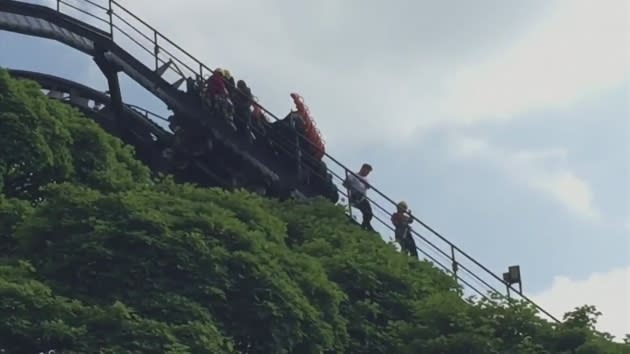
left=290, top=93, right=325, bottom=160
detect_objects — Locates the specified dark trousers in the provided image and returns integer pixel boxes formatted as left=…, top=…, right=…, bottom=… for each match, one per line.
left=349, top=193, right=373, bottom=231
left=235, top=108, right=252, bottom=136
left=395, top=225, right=418, bottom=258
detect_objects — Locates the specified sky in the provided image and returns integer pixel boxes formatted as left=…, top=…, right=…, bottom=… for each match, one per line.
left=1, top=0, right=629, bottom=340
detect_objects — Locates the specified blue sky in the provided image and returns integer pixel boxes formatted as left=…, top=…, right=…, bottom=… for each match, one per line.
left=1, top=0, right=628, bottom=339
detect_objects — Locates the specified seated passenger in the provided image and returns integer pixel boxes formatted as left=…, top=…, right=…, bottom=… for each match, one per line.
left=186, top=77, right=201, bottom=97
left=206, top=69, right=226, bottom=97
left=309, top=160, right=339, bottom=203
left=268, top=111, right=302, bottom=154
left=205, top=68, right=235, bottom=127
left=224, top=69, right=236, bottom=91
left=232, top=79, right=254, bottom=141
left=343, top=163, right=374, bottom=231
left=251, top=97, right=269, bottom=138
left=168, top=114, right=211, bottom=158
left=391, top=201, right=418, bottom=258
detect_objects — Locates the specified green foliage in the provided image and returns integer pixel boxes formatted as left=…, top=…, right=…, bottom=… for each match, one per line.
left=0, top=261, right=233, bottom=353
left=0, top=69, right=150, bottom=202
left=0, top=194, right=33, bottom=252
left=1, top=69, right=628, bottom=353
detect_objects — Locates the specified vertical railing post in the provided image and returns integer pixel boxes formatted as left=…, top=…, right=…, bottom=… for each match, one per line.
left=290, top=117, right=302, bottom=181
left=107, top=0, right=113, bottom=38
left=450, top=245, right=459, bottom=280
left=153, top=31, right=159, bottom=71
left=344, top=169, right=352, bottom=216
left=56, top=0, right=60, bottom=12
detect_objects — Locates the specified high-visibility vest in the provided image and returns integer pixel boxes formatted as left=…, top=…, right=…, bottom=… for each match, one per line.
left=290, top=93, right=325, bottom=160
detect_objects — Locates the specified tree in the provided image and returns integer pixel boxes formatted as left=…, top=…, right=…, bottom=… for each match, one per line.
left=14, top=183, right=347, bottom=353
left=0, top=261, right=234, bottom=353
left=0, top=69, right=150, bottom=203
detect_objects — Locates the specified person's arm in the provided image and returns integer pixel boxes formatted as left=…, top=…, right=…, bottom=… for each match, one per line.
left=391, top=213, right=401, bottom=228
left=361, top=177, right=371, bottom=190
left=343, top=174, right=353, bottom=189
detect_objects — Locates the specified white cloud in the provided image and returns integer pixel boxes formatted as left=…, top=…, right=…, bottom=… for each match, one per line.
left=532, top=266, right=630, bottom=341
left=450, top=136, right=601, bottom=221
left=440, top=0, right=630, bottom=124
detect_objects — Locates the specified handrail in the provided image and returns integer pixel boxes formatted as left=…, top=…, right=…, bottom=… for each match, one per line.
left=126, top=104, right=169, bottom=122
left=21, top=0, right=560, bottom=322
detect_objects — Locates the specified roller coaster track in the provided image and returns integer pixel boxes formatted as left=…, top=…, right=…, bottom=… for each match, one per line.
left=5, top=68, right=250, bottom=188
left=0, top=0, right=560, bottom=322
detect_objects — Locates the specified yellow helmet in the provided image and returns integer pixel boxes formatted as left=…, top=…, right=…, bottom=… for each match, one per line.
left=223, top=69, right=232, bottom=80
left=397, top=201, right=408, bottom=210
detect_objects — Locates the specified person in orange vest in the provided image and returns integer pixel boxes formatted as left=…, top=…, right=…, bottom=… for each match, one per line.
left=290, top=93, right=325, bottom=161
left=391, top=201, right=418, bottom=258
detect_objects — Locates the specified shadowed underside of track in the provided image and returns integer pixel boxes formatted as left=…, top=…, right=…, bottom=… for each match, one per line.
left=0, top=0, right=562, bottom=323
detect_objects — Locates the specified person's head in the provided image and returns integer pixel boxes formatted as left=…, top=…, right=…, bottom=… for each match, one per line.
left=397, top=201, right=408, bottom=212
left=359, top=163, right=372, bottom=176
left=237, top=80, right=247, bottom=89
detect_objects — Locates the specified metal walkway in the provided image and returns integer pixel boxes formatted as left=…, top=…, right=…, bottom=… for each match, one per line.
left=0, top=0, right=559, bottom=322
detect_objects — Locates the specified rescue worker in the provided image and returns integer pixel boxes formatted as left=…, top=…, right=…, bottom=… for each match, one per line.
left=391, top=201, right=418, bottom=258
left=343, top=163, right=374, bottom=231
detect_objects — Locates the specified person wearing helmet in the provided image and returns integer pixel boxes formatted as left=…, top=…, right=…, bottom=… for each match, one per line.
left=205, top=68, right=235, bottom=128
left=224, top=69, right=236, bottom=89
left=343, top=163, right=374, bottom=231
left=232, top=79, right=255, bottom=141
left=391, top=201, right=418, bottom=258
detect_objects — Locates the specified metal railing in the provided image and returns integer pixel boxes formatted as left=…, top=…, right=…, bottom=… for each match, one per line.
left=126, top=103, right=169, bottom=123
left=23, top=0, right=559, bottom=322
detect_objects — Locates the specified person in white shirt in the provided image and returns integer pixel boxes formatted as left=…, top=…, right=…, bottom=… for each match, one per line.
left=343, top=163, right=374, bottom=231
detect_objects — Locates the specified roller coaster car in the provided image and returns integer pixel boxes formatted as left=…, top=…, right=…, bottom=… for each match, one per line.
left=266, top=112, right=339, bottom=203
left=176, top=83, right=339, bottom=203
